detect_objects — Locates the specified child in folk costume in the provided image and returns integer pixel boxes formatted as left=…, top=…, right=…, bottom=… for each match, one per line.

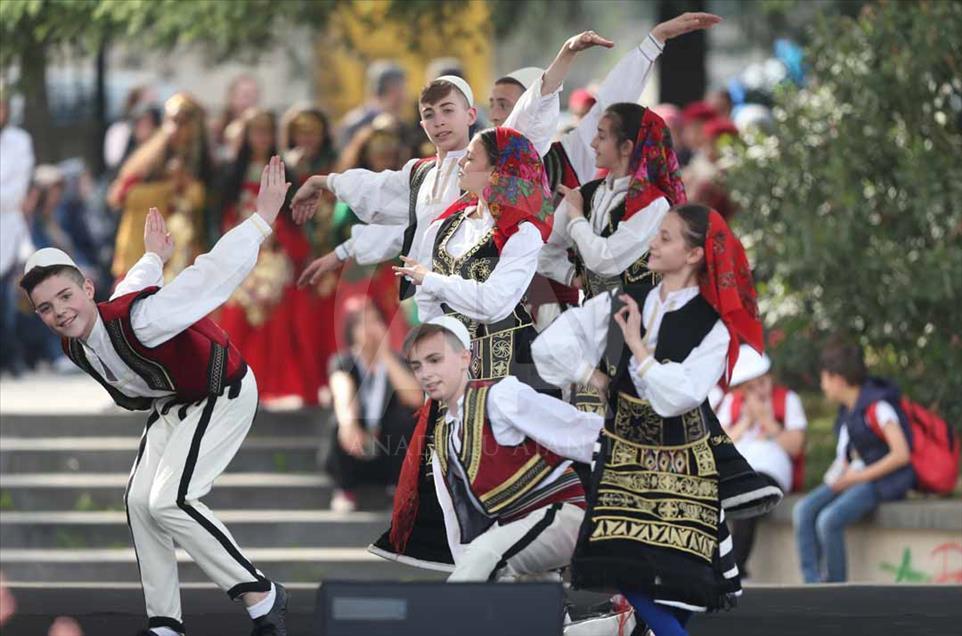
left=289, top=31, right=615, bottom=297
left=533, top=204, right=775, bottom=635
left=19, top=158, right=292, bottom=636
left=369, top=127, right=560, bottom=571
left=537, top=103, right=779, bottom=522
left=391, top=317, right=600, bottom=582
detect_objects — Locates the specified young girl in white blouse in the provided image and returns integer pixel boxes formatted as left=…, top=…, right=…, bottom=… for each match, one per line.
left=533, top=203, right=771, bottom=636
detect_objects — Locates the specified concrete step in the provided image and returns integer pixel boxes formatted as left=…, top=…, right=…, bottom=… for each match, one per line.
left=0, top=435, right=326, bottom=474
left=0, top=547, right=448, bottom=584
left=0, top=472, right=334, bottom=511
left=0, top=410, right=327, bottom=438
left=0, top=509, right=390, bottom=549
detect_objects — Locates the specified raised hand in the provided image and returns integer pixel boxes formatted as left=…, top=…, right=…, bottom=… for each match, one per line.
left=652, top=12, right=722, bottom=42
left=291, top=174, right=328, bottom=225
left=564, top=30, right=615, bottom=53
left=255, top=155, right=292, bottom=225
left=558, top=184, right=585, bottom=219
left=143, top=207, right=174, bottom=263
left=297, top=251, right=342, bottom=288
left=392, top=255, right=429, bottom=286
left=613, top=293, right=645, bottom=353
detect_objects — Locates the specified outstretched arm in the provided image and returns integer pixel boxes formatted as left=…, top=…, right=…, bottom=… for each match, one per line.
left=110, top=207, right=171, bottom=299
left=561, top=12, right=722, bottom=184
left=129, top=156, right=290, bottom=347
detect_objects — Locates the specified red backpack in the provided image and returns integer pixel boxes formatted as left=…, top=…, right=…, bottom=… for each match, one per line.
left=868, top=398, right=960, bottom=494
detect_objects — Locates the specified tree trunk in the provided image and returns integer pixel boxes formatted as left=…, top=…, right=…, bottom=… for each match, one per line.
left=20, top=39, right=55, bottom=162
left=92, top=36, right=110, bottom=177
left=658, top=0, right=708, bottom=106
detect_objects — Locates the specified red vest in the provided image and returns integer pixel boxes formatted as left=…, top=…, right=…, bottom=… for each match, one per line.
left=728, top=385, right=805, bottom=491
left=434, top=381, right=585, bottom=523
left=61, top=287, right=246, bottom=410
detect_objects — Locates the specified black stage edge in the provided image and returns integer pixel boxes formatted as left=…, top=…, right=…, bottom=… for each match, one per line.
left=3, top=583, right=961, bottom=635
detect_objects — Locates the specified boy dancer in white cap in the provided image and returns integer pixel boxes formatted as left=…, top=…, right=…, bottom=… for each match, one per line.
left=289, top=31, right=615, bottom=298
left=391, top=316, right=601, bottom=581
left=19, top=158, right=291, bottom=636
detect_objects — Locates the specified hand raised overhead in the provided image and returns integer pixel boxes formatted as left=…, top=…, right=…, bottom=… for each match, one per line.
left=255, top=155, right=292, bottom=225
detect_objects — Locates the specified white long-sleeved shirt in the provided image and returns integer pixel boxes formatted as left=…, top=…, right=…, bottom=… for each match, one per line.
left=531, top=285, right=730, bottom=418
left=329, top=77, right=561, bottom=267
left=414, top=204, right=543, bottom=323
left=76, top=214, right=272, bottom=399
left=538, top=173, right=670, bottom=284
left=431, top=376, right=602, bottom=560
left=560, top=33, right=664, bottom=185
left=0, top=125, right=35, bottom=275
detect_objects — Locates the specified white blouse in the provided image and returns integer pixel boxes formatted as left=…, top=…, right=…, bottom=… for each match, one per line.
left=531, top=285, right=730, bottom=417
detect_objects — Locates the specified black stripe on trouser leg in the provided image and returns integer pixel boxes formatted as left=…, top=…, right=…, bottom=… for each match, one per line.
left=124, top=410, right=161, bottom=607
left=486, top=504, right=560, bottom=582
left=228, top=580, right=272, bottom=598
left=148, top=616, right=186, bottom=633
left=175, top=394, right=269, bottom=595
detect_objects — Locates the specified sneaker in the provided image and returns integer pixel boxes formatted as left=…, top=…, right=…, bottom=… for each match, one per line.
left=250, top=583, right=289, bottom=636
left=330, top=489, right=357, bottom=513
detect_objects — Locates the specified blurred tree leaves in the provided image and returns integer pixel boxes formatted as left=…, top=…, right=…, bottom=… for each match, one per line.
left=728, top=0, right=962, bottom=423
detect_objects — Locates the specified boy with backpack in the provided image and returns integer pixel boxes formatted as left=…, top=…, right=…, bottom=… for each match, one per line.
left=793, top=338, right=915, bottom=583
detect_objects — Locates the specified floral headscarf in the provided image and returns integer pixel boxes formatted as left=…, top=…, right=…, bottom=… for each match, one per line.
left=435, top=127, right=552, bottom=251
left=699, top=209, right=763, bottom=385
left=623, top=107, right=687, bottom=220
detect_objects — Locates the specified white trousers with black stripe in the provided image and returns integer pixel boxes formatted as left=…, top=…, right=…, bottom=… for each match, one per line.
left=124, top=370, right=269, bottom=628
left=447, top=503, right=584, bottom=582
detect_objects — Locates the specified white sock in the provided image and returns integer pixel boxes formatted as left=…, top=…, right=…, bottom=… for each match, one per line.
left=246, top=582, right=276, bottom=619
left=151, top=628, right=182, bottom=636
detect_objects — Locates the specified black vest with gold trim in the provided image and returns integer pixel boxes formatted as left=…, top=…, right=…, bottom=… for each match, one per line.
left=433, top=381, right=585, bottom=543
left=573, top=178, right=659, bottom=300
left=431, top=212, right=538, bottom=383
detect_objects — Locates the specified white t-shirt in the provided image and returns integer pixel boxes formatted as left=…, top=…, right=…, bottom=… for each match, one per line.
left=717, top=389, right=808, bottom=492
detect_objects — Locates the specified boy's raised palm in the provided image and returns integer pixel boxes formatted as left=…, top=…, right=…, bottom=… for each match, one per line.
left=256, top=155, right=292, bottom=225
left=144, top=207, right=174, bottom=263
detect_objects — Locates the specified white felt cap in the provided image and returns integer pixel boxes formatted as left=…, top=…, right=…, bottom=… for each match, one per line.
left=730, top=344, right=772, bottom=387
left=24, top=247, right=79, bottom=275
left=425, top=316, right=472, bottom=351
left=504, top=67, right=544, bottom=90
left=435, top=74, right=474, bottom=108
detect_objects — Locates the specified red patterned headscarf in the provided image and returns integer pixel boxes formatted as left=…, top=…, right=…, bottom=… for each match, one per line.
left=435, top=127, right=552, bottom=251
left=699, top=209, right=764, bottom=385
left=623, top=107, right=687, bottom=221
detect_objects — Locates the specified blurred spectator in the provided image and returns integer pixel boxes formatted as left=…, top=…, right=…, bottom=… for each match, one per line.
left=0, top=572, right=15, bottom=627
left=325, top=298, right=421, bottom=512
left=336, top=60, right=408, bottom=149
left=794, top=339, right=914, bottom=583
left=216, top=108, right=324, bottom=409
left=331, top=117, right=412, bottom=349
left=677, top=100, right=718, bottom=167
left=717, top=345, right=807, bottom=578
left=568, top=87, right=597, bottom=124
left=47, top=617, right=84, bottom=636
left=706, top=87, right=733, bottom=119
left=281, top=105, right=338, bottom=183
left=0, top=90, right=35, bottom=376
left=108, top=92, right=213, bottom=281
left=211, top=74, right=262, bottom=162
left=102, top=85, right=156, bottom=172
left=684, top=116, right=739, bottom=220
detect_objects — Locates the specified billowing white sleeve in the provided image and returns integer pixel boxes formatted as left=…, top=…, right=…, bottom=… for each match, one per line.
left=129, top=214, right=272, bottom=347
left=412, top=219, right=445, bottom=322
left=419, top=223, right=542, bottom=323
left=567, top=196, right=670, bottom=277
left=628, top=319, right=730, bottom=417
left=327, top=158, right=416, bottom=225
left=537, top=198, right=575, bottom=285
left=531, top=291, right=612, bottom=388
left=111, top=252, right=165, bottom=299
left=488, top=376, right=604, bottom=464
left=339, top=223, right=406, bottom=265
left=502, top=74, right=562, bottom=158
left=560, top=33, right=664, bottom=184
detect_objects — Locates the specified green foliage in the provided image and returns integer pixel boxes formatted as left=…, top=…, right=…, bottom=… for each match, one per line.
left=727, top=0, right=962, bottom=424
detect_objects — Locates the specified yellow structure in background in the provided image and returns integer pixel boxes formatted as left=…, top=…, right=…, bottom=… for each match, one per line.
left=315, top=0, right=492, bottom=122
